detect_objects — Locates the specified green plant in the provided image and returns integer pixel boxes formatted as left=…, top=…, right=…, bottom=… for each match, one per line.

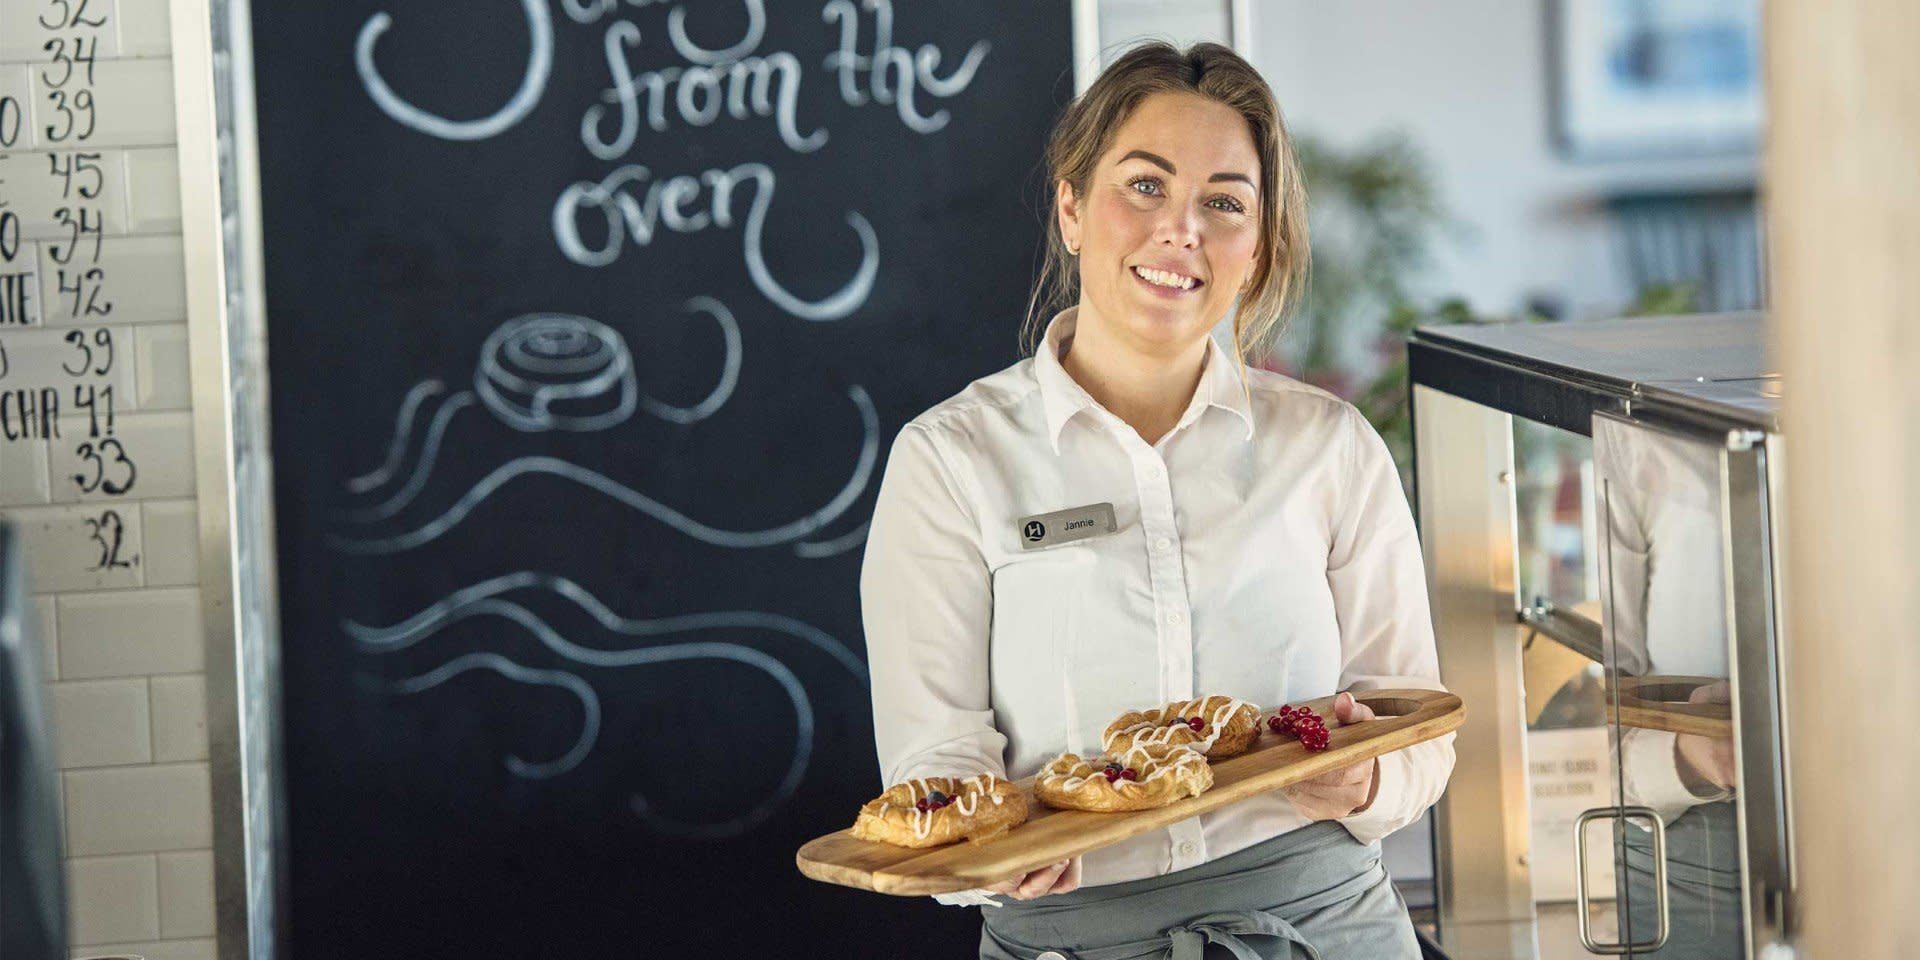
left=1271, top=133, right=1523, bottom=488
left=1282, top=133, right=1450, bottom=382
left=1273, top=133, right=1709, bottom=492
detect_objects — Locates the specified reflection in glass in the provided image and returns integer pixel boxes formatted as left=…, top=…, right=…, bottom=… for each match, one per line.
left=1514, top=421, right=1617, bottom=950
left=1595, top=415, right=1743, bottom=958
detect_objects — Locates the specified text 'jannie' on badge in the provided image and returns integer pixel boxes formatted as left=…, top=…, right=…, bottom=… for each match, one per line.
left=1017, top=502, right=1117, bottom=550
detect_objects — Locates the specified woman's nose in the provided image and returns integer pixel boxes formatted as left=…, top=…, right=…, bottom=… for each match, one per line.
left=1153, top=201, right=1201, bottom=248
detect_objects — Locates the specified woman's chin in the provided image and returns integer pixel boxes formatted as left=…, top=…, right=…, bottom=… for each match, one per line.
left=1122, top=296, right=1215, bottom=342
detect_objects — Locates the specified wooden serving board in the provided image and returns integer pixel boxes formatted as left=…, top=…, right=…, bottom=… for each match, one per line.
left=1615, top=675, right=1733, bottom=738
left=795, top=689, right=1464, bottom=896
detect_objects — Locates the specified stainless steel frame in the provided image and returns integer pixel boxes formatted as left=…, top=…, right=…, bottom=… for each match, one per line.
left=1723, top=432, right=1794, bottom=951
left=1412, top=316, right=1793, bottom=959
left=1413, top=384, right=1534, bottom=957
left=174, top=0, right=286, bottom=956
left=1520, top=603, right=1604, bottom=665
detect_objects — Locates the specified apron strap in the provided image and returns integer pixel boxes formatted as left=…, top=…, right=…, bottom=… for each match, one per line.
left=1162, top=910, right=1320, bottom=960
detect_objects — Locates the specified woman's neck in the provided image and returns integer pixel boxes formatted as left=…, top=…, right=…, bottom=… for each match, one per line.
left=1060, top=302, right=1209, bottom=448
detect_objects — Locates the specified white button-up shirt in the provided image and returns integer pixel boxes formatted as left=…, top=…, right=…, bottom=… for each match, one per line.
left=860, top=306, right=1456, bottom=904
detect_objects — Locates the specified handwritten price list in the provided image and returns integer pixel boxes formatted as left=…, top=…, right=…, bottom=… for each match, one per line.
left=1, top=0, right=195, bottom=593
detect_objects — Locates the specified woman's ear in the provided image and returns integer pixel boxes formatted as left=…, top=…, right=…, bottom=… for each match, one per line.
left=1055, top=178, right=1081, bottom=253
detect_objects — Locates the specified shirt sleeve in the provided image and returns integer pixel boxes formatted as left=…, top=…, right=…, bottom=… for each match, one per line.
left=860, top=422, right=1010, bottom=908
left=1620, top=726, right=1733, bottom=824
left=1324, top=404, right=1459, bottom=845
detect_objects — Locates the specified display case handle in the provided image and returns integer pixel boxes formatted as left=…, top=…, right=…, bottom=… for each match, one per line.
left=1574, top=805, right=1670, bottom=954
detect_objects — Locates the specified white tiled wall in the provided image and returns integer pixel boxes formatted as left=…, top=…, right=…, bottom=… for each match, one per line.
left=0, top=0, right=216, bottom=957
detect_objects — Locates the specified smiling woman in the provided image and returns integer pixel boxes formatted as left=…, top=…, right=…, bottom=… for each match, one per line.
left=860, top=38, right=1452, bottom=960
left=1023, top=43, right=1309, bottom=382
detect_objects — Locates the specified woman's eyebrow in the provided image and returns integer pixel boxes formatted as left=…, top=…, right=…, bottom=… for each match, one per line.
left=1119, top=150, right=1255, bottom=189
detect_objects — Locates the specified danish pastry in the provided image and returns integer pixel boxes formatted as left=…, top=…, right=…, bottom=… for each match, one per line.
left=1034, top=742, right=1214, bottom=812
left=850, top=772, right=1029, bottom=848
left=1102, top=695, right=1262, bottom=759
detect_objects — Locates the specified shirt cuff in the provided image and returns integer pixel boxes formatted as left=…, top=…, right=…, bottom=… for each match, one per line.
left=1335, top=731, right=1455, bottom=845
left=1620, top=728, right=1731, bottom=824
left=932, top=888, right=1003, bottom=907
left=1338, top=751, right=1408, bottom=845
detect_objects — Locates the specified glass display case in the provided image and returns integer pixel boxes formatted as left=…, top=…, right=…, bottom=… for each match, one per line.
left=1406, top=314, right=1791, bottom=959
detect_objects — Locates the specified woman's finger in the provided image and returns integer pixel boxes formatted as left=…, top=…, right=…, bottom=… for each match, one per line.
left=1290, top=782, right=1366, bottom=804
left=1284, top=787, right=1350, bottom=820
left=1051, top=856, right=1083, bottom=894
left=1016, top=860, right=1069, bottom=899
left=1334, top=691, right=1377, bottom=725
left=1287, top=782, right=1369, bottom=818
left=1025, top=861, right=1068, bottom=897
left=1298, top=760, right=1372, bottom=789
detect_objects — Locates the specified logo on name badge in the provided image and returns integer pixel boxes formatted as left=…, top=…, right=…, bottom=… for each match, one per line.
left=1017, top=502, right=1117, bottom=550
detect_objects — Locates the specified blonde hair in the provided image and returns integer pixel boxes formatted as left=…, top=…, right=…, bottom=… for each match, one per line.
left=1022, top=40, right=1310, bottom=372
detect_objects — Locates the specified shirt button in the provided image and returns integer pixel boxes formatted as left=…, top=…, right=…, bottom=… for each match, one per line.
left=1153, top=536, right=1173, bottom=552
left=1177, top=840, right=1197, bottom=856
left=1165, top=610, right=1184, bottom=626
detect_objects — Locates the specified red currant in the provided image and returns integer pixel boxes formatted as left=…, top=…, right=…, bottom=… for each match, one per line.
left=1103, top=768, right=1120, bottom=782
left=1187, top=716, right=1205, bottom=732
left=915, top=799, right=931, bottom=811
left=1120, top=768, right=1138, bottom=781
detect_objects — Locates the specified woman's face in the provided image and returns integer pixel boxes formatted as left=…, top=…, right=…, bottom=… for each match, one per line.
left=1058, top=91, right=1263, bottom=354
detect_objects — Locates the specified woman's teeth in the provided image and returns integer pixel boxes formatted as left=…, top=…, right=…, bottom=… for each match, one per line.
left=1133, top=265, right=1199, bottom=290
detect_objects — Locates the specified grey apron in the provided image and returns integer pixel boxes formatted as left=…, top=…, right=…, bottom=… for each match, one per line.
left=1619, top=800, right=1745, bottom=959
left=977, top=821, right=1419, bottom=960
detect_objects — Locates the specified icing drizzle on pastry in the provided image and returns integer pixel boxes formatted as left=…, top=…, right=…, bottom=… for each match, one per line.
left=1101, top=696, right=1258, bottom=754
left=875, top=773, right=1010, bottom=840
left=1038, top=742, right=1210, bottom=793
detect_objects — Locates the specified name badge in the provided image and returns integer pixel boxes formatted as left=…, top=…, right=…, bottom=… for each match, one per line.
left=1017, top=502, right=1117, bottom=550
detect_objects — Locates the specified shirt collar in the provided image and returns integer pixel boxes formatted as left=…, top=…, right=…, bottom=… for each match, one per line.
left=1033, top=305, right=1256, bottom=455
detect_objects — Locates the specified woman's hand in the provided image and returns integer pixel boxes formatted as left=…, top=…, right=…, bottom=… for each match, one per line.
left=1674, top=680, right=1738, bottom=793
left=982, top=856, right=1082, bottom=901
left=1280, top=692, right=1380, bottom=820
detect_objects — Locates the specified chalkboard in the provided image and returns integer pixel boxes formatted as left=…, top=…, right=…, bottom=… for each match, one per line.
left=247, top=2, right=1070, bottom=956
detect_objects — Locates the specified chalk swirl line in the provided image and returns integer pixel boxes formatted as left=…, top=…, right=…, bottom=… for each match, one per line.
left=345, top=570, right=865, bottom=679
left=349, top=576, right=852, bottom=836
left=378, top=650, right=601, bottom=780
left=794, top=520, right=868, bottom=559
left=356, top=0, right=552, bottom=141
left=347, top=379, right=446, bottom=493
left=338, top=391, right=478, bottom=522
left=328, top=384, right=879, bottom=555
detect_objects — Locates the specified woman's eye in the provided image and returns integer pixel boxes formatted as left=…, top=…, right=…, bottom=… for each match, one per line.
left=1128, top=177, right=1245, bottom=213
